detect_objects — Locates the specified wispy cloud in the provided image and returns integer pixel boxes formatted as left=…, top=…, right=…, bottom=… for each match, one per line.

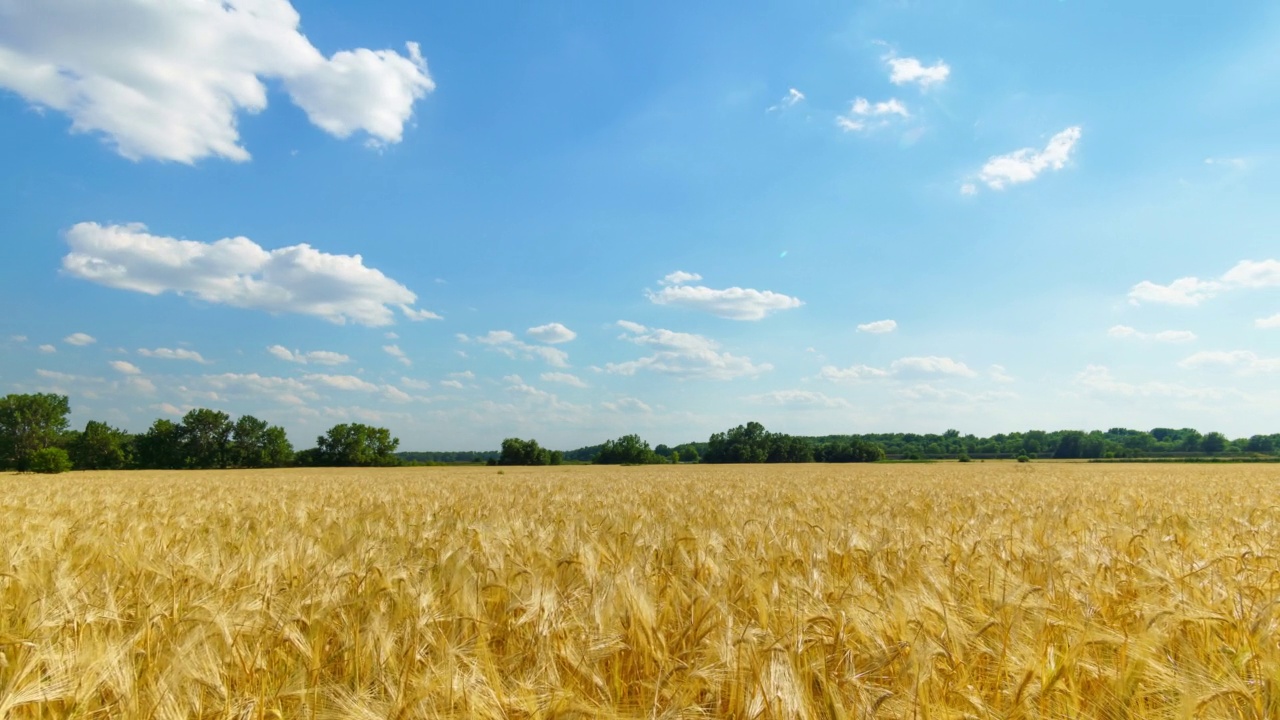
left=1107, top=325, right=1197, bottom=343
left=267, top=345, right=350, bottom=365
left=646, top=272, right=803, bottom=321
left=766, top=88, right=805, bottom=112
left=605, top=320, right=772, bottom=380
left=836, top=97, right=909, bottom=133
left=139, top=347, right=209, bottom=363
left=857, top=319, right=897, bottom=334
left=974, top=126, right=1082, bottom=191
left=1128, top=259, right=1280, bottom=306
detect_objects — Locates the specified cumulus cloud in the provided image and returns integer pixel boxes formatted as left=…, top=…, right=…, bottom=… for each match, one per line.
left=200, top=372, right=316, bottom=405
left=747, top=390, right=851, bottom=409
left=267, top=345, right=350, bottom=365
left=605, top=320, right=772, bottom=380
left=38, top=344, right=56, bottom=354
left=527, top=323, right=577, bottom=344
left=0, top=0, right=434, bottom=163
left=857, top=319, right=897, bottom=334
left=400, top=377, right=431, bottom=390
left=1107, top=325, right=1197, bottom=343
left=646, top=272, right=803, bottom=320
left=62, top=222, right=437, bottom=326
left=10, top=335, right=27, bottom=342
left=819, top=355, right=975, bottom=381
left=540, top=372, right=588, bottom=388
left=886, top=56, right=950, bottom=88
left=382, top=344, right=411, bottom=367
left=975, top=126, right=1082, bottom=190
left=109, top=360, right=141, bottom=375
left=1258, top=314, right=1280, bottom=329
left=63, top=332, right=95, bottom=346
left=1128, top=259, right=1280, bottom=307
left=462, top=330, right=569, bottom=367
left=836, top=97, right=909, bottom=132
left=440, top=379, right=464, bottom=390
left=1178, top=351, right=1280, bottom=374
left=138, top=347, right=208, bottom=363
left=766, top=88, right=805, bottom=112
left=304, top=373, right=380, bottom=392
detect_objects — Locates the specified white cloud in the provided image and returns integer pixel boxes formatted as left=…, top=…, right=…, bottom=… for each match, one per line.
left=109, top=360, right=141, bottom=375
left=886, top=57, right=950, bottom=88
left=138, top=347, right=208, bottom=363
left=1127, top=259, right=1280, bottom=307
left=10, top=335, right=27, bottom=342
left=960, top=183, right=977, bottom=196
left=1257, top=314, right=1280, bottom=329
left=304, top=373, right=380, bottom=392
left=646, top=272, right=803, bottom=320
left=898, top=384, right=1016, bottom=404
left=540, top=372, right=588, bottom=388
left=527, top=323, right=577, bottom=344
left=601, top=397, right=652, bottom=413
left=891, top=356, right=977, bottom=377
left=125, top=376, right=157, bottom=394
left=465, top=330, right=569, bottom=367
left=605, top=320, right=772, bottom=380
left=1127, top=277, right=1221, bottom=306
left=989, top=364, right=1015, bottom=383
left=857, top=319, right=897, bottom=334
left=385, top=332, right=399, bottom=339
left=62, top=222, right=437, bottom=326
left=766, top=88, right=805, bottom=112
left=199, top=372, right=316, bottom=405
left=399, top=305, right=443, bottom=321
left=1075, top=364, right=1226, bottom=400
left=1178, top=350, right=1280, bottom=374
left=38, top=344, right=56, bottom=354
left=382, top=344, right=411, bottom=367
left=267, top=345, right=350, bottom=365
left=449, top=370, right=476, bottom=380
left=64, top=332, right=95, bottom=346
left=0, top=0, right=434, bottom=163
left=1107, top=325, right=1197, bottom=343
left=400, top=377, right=431, bottom=390
left=440, top=379, right=464, bottom=390
left=381, top=385, right=413, bottom=404
left=835, top=97, right=909, bottom=132
left=976, top=126, right=1082, bottom=190
left=819, top=355, right=975, bottom=381
left=747, top=390, right=851, bottom=409
left=1204, top=157, right=1249, bottom=169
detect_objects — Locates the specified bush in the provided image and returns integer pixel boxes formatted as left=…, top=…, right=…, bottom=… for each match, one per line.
left=30, top=447, right=72, bottom=474
left=1016, top=454, right=1031, bottom=463
left=958, top=453, right=972, bottom=463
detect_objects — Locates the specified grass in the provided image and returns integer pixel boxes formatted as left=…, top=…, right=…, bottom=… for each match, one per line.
left=3, top=463, right=1280, bottom=718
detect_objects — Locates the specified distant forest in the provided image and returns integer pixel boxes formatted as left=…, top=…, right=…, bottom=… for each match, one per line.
left=3, top=392, right=1278, bottom=473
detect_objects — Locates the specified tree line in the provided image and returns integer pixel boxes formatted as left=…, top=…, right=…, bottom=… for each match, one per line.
left=0, top=393, right=400, bottom=473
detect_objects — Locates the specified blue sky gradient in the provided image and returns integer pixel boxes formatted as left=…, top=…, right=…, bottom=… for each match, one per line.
left=2, top=0, right=1279, bottom=449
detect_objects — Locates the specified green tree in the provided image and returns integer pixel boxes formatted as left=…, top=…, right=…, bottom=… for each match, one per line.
left=179, top=409, right=233, bottom=469
left=0, top=393, right=71, bottom=471
left=703, top=421, right=770, bottom=463
left=30, top=446, right=72, bottom=474
left=594, top=434, right=661, bottom=464
left=135, top=419, right=184, bottom=469
left=69, top=420, right=131, bottom=470
left=317, top=423, right=400, bottom=466
left=498, top=437, right=552, bottom=466
left=228, top=415, right=293, bottom=468
left=1200, top=431, right=1228, bottom=454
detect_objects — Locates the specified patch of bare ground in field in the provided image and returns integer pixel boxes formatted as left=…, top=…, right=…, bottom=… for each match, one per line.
left=3, top=463, right=1280, bottom=718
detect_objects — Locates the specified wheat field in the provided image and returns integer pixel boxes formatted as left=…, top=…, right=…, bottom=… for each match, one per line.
left=2, top=463, right=1279, bottom=719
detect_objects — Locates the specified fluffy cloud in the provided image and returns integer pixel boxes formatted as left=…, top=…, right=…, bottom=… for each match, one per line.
left=463, top=330, right=569, bottom=367
left=109, top=360, right=141, bottom=375
left=857, top=319, right=897, bottom=334
left=440, top=379, right=465, bottom=390
left=1178, top=351, right=1280, bottom=374
left=1258, top=314, right=1280, bottom=329
left=267, top=345, right=350, bottom=365
left=836, top=97, right=909, bottom=132
left=64, top=332, right=95, bottom=346
left=200, top=372, right=315, bottom=405
left=766, top=88, right=805, bottom=112
left=527, top=323, right=577, bottom=344
left=304, top=373, right=381, bottom=392
left=605, top=320, right=772, bottom=380
left=819, top=355, right=975, bottom=381
left=886, top=57, right=950, bottom=88
left=1107, top=325, right=1197, bottom=342
left=976, top=126, right=1082, bottom=190
left=540, top=372, right=588, bottom=388
left=646, top=272, right=803, bottom=321
left=1128, top=259, right=1280, bottom=307
left=400, top=377, right=431, bottom=390
left=138, top=347, right=208, bottom=363
left=38, top=344, right=56, bottom=354
left=382, top=344, right=411, bottom=367
left=747, top=390, right=851, bottom=409
left=62, top=222, right=437, bottom=326
left=0, top=0, right=434, bottom=163
left=897, top=384, right=1016, bottom=403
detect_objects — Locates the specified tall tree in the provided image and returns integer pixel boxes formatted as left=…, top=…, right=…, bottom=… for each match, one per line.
left=179, top=409, right=233, bottom=469
left=0, top=393, right=71, bottom=471
left=229, top=415, right=294, bottom=468
left=69, top=420, right=131, bottom=470
left=135, top=419, right=184, bottom=469
left=317, top=423, right=399, bottom=466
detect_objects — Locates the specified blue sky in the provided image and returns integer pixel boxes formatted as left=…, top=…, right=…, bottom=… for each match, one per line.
left=2, top=0, right=1279, bottom=449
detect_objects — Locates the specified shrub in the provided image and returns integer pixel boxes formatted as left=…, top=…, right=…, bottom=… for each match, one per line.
left=1016, top=454, right=1031, bottom=463
left=958, top=453, right=972, bottom=463
left=30, top=447, right=72, bottom=474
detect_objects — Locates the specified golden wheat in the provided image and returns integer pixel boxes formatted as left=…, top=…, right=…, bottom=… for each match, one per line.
left=2, top=463, right=1279, bottom=718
